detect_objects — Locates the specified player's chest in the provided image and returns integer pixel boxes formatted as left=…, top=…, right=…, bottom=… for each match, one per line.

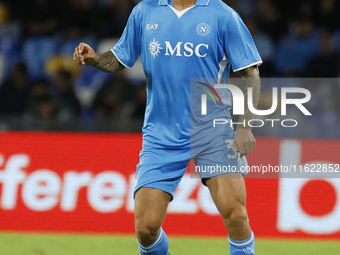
left=141, top=8, right=221, bottom=59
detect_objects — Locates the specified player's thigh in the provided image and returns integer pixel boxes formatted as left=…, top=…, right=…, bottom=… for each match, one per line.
left=205, top=173, right=247, bottom=217
left=135, top=146, right=190, bottom=201
left=134, top=187, right=172, bottom=230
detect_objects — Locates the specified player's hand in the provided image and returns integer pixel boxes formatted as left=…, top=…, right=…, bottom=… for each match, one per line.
left=73, top=42, right=97, bottom=65
left=233, top=128, right=256, bottom=157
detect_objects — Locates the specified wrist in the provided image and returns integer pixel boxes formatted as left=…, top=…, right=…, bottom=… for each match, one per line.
left=236, top=127, right=252, bottom=133
left=87, top=53, right=100, bottom=66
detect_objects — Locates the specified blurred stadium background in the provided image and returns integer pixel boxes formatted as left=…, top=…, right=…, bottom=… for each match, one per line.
left=0, top=0, right=339, bottom=135
left=0, top=0, right=340, bottom=254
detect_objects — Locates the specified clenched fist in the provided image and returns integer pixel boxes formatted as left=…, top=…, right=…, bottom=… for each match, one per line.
left=233, top=128, right=256, bottom=157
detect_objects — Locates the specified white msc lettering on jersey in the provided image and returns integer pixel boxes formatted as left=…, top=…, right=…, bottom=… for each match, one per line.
left=147, top=24, right=158, bottom=30
left=164, top=41, right=209, bottom=58
left=148, top=39, right=209, bottom=58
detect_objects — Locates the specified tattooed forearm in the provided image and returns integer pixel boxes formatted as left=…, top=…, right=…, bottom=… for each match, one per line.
left=236, top=66, right=261, bottom=129
left=90, top=51, right=124, bottom=73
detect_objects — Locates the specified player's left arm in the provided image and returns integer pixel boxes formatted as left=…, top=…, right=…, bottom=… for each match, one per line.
left=233, top=65, right=261, bottom=157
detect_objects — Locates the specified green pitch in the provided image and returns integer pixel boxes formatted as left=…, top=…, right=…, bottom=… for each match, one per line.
left=0, top=232, right=339, bottom=255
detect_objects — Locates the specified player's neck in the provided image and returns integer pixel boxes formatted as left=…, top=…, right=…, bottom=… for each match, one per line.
left=172, top=0, right=196, bottom=11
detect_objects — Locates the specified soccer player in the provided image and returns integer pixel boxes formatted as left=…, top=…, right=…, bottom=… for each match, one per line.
left=73, top=0, right=262, bottom=254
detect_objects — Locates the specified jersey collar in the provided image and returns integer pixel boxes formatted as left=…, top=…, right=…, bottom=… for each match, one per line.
left=158, top=0, right=210, bottom=6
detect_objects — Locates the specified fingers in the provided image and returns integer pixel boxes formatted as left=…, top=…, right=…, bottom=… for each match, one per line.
left=233, top=130, right=256, bottom=157
left=73, top=49, right=85, bottom=65
left=242, top=131, right=255, bottom=155
left=233, top=141, right=239, bottom=155
left=79, top=42, right=85, bottom=54
left=79, top=42, right=91, bottom=54
left=234, top=141, right=246, bottom=158
left=73, top=43, right=89, bottom=65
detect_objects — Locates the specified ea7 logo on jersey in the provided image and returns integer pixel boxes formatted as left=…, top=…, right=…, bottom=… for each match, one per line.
left=147, top=24, right=158, bottom=30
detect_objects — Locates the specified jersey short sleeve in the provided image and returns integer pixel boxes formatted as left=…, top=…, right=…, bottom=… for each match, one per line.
left=225, top=11, right=262, bottom=72
left=111, top=7, right=141, bottom=68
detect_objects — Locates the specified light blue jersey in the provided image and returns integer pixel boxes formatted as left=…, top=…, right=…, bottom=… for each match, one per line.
left=112, top=0, right=262, bottom=148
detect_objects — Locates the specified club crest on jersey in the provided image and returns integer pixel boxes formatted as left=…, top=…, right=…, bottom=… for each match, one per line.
left=196, top=23, right=210, bottom=36
left=149, top=38, right=163, bottom=59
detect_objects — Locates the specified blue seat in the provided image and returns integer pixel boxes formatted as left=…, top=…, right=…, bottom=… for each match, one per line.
left=275, top=32, right=321, bottom=76
left=0, top=36, right=21, bottom=78
left=22, top=37, right=60, bottom=78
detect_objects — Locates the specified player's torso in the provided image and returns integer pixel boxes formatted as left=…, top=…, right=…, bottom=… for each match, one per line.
left=136, top=0, right=233, bottom=148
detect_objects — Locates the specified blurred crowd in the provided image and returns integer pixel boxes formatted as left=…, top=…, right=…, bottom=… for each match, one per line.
left=0, top=0, right=339, bottom=135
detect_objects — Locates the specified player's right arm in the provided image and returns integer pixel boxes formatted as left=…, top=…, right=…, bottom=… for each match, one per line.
left=73, top=42, right=124, bottom=73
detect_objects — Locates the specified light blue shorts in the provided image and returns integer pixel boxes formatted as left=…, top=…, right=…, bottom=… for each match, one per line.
left=134, top=135, right=248, bottom=201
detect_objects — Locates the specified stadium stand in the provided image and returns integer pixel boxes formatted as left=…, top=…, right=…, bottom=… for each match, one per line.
left=0, top=0, right=339, bottom=136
